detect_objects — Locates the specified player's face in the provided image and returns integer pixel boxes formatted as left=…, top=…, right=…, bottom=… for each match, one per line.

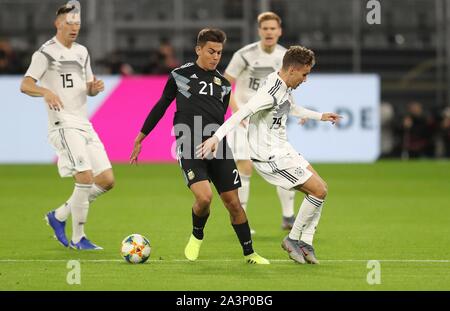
left=258, top=20, right=282, bottom=48
left=288, top=65, right=311, bottom=89
left=56, top=14, right=81, bottom=43
left=196, top=41, right=223, bottom=71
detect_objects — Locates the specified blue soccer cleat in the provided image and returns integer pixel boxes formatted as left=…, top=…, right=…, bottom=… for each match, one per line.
left=69, top=237, right=103, bottom=250
left=45, top=211, right=69, bottom=247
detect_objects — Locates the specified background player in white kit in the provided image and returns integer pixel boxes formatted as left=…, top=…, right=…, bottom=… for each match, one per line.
left=224, top=12, right=296, bottom=232
left=20, top=1, right=114, bottom=250
left=198, top=46, right=341, bottom=264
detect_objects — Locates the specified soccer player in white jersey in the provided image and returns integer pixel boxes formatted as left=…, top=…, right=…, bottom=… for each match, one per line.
left=20, top=1, right=114, bottom=250
left=224, top=12, right=296, bottom=233
left=198, top=46, right=341, bottom=264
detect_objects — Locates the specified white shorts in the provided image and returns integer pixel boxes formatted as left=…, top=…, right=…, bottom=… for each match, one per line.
left=227, top=122, right=250, bottom=160
left=48, top=128, right=112, bottom=178
left=252, top=152, right=313, bottom=190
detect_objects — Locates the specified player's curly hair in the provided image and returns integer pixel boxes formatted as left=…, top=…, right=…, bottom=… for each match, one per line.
left=282, top=46, right=315, bottom=69
left=196, top=28, right=227, bottom=47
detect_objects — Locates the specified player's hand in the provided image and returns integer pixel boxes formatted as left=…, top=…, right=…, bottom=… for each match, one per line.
left=321, top=113, right=343, bottom=125
left=90, top=76, right=104, bottom=95
left=129, top=141, right=142, bottom=165
left=196, top=136, right=219, bottom=159
left=43, top=90, right=64, bottom=111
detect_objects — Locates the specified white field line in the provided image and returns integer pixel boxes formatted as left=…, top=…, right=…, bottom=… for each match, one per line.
left=0, top=259, right=448, bottom=263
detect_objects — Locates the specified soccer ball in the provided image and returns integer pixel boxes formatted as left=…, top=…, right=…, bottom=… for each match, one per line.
left=120, top=234, right=151, bottom=264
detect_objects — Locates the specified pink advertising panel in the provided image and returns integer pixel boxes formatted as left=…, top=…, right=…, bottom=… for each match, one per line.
left=90, top=76, right=232, bottom=163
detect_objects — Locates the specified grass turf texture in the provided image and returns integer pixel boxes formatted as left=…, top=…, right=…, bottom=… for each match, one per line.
left=0, top=161, right=449, bottom=290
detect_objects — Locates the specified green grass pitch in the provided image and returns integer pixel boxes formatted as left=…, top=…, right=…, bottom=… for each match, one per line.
left=0, top=161, right=449, bottom=290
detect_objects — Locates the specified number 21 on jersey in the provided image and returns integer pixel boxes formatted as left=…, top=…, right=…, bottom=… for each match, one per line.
left=199, top=81, right=213, bottom=95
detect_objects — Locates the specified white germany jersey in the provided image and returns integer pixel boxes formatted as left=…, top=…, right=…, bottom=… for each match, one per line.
left=246, top=72, right=298, bottom=161
left=225, top=42, right=286, bottom=107
left=25, top=37, right=94, bottom=131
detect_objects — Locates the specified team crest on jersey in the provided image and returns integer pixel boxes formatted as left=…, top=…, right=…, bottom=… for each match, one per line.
left=294, top=167, right=304, bottom=177
left=77, top=156, right=85, bottom=166
left=213, top=77, right=222, bottom=86
left=187, top=169, right=195, bottom=180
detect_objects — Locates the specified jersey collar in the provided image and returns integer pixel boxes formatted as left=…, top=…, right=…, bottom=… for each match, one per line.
left=54, top=36, right=73, bottom=51
left=275, top=72, right=289, bottom=93
left=258, top=41, right=276, bottom=55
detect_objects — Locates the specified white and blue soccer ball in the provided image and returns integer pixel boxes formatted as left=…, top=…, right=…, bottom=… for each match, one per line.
left=121, top=234, right=151, bottom=264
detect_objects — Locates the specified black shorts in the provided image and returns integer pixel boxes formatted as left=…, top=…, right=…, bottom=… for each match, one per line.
left=179, top=157, right=241, bottom=193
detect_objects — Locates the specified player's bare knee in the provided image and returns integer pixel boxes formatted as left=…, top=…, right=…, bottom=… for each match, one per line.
left=103, top=178, right=115, bottom=190
left=236, top=160, right=252, bottom=176
left=96, top=170, right=115, bottom=190
left=75, top=171, right=94, bottom=185
left=314, top=181, right=328, bottom=199
left=196, top=193, right=213, bottom=208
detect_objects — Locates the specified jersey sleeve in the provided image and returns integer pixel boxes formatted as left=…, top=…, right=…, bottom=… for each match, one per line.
left=224, top=51, right=247, bottom=79
left=24, top=51, right=48, bottom=81
left=85, top=54, right=94, bottom=83
left=288, top=94, right=322, bottom=120
left=245, top=87, right=276, bottom=114
left=140, top=74, right=177, bottom=135
left=213, top=86, right=275, bottom=141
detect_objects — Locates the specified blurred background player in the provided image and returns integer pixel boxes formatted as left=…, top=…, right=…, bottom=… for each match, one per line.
left=224, top=12, right=296, bottom=233
left=20, top=1, right=114, bottom=250
left=130, top=28, right=269, bottom=264
left=198, top=46, right=341, bottom=264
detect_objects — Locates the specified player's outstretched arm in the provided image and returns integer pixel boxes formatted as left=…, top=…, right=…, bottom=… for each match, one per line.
left=321, top=112, right=342, bottom=124
left=130, top=132, right=147, bottom=165
left=290, top=104, right=342, bottom=125
left=197, top=105, right=254, bottom=159
left=129, top=74, right=177, bottom=165
left=20, top=77, right=64, bottom=111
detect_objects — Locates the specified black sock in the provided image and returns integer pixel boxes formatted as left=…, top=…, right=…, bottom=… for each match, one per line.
left=232, top=221, right=254, bottom=256
left=192, top=210, right=209, bottom=240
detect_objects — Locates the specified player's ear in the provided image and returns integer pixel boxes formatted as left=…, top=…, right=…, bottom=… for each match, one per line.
left=54, top=15, right=62, bottom=29
left=195, top=45, right=201, bottom=56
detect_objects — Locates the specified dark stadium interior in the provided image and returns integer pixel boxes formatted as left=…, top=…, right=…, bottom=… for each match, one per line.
left=1, top=0, right=449, bottom=158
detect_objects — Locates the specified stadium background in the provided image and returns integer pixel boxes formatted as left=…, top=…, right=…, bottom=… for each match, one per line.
left=0, top=0, right=449, bottom=291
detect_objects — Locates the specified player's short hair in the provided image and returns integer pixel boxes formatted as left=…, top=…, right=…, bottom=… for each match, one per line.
left=282, top=46, right=315, bottom=69
left=56, top=4, right=76, bottom=17
left=257, top=11, right=282, bottom=27
left=196, top=28, right=227, bottom=47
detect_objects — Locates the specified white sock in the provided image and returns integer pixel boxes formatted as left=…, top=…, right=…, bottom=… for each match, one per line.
left=289, top=194, right=324, bottom=241
left=70, top=183, right=92, bottom=243
left=55, top=200, right=72, bottom=222
left=238, top=174, right=251, bottom=212
left=300, top=204, right=323, bottom=245
left=88, top=184, right=107, bottom=203
left=276, top=186, right=295, bottom=218
left=54, top=184, right=107, bottom=222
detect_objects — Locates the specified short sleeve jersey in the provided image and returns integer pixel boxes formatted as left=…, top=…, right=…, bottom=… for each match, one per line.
left=225, top=42, right=286, bottom=108
left=24, top=37, right=94, bottom=131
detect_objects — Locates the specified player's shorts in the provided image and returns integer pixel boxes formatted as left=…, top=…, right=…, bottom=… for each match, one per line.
left=178, top=157, right=241, bottom=194
left=48, top=128, right=112, bottom=178
left=227, top=122, right=250, bottom=160
left=252, top=152, right=313, bottom=191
